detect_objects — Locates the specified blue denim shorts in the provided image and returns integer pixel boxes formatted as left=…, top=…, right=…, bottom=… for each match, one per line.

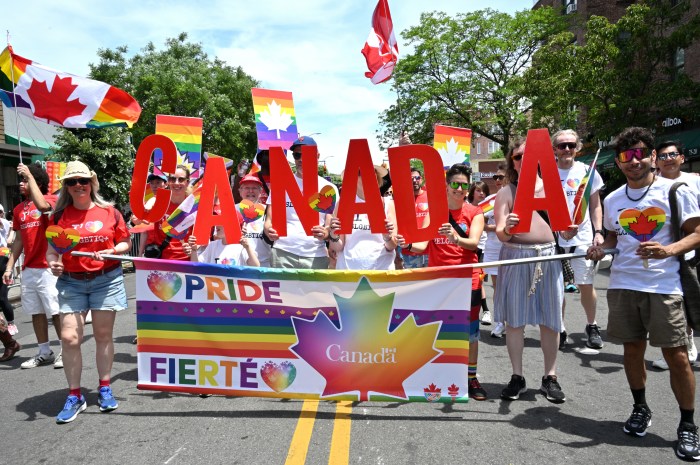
left=56, top=267, right=128, bottom=313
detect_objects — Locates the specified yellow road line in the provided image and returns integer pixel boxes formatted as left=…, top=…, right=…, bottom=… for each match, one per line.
left=285, top=399, right=319, bottom=465
left=328, top=401, right=353, bottom=465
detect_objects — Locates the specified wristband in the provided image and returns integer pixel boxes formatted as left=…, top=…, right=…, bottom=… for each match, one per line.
left=594, top=230, right=604, bottom=236
left=405, top=243, right=413, bottom=251
left=328, top=234, right=340, bottom=243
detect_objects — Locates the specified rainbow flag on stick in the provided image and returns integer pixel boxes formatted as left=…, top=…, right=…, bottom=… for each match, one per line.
left=162, top=184, right=203, bottom=239
left=478, top=193, right=497, bottom=216
left=434, top=125, right=472, bottom=168
left=154, top=115, right=203, bottom=179
left=571, top=149, right=600, bottom=225
left=251, top=88, right=298, bottom=150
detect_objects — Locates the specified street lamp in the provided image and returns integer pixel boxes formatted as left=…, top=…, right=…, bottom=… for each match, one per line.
left=319, top=156, right=335, bottom=168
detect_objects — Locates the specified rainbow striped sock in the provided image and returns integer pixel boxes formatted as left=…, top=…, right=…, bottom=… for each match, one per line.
left=468, top=364, right=477, bottom=380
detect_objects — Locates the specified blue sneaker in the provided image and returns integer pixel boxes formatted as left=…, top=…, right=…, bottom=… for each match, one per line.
left=56, top=395, right=87, bottom=424
left=97, top=386, right=119, bottom=412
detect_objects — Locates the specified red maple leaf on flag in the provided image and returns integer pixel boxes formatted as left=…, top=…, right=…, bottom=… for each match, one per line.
left=629, top=213, right=658, bottom=241
left=317, top=194, right=333, bottom=212
left=26, top=76, right=87, bottom=125
left=52, top=230, right=75, bottom=251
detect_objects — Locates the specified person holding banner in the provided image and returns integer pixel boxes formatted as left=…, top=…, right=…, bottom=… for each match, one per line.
left=468, top=182, right=491, bottom=326
left=483, top=165, right=507, bottom=338
left=494, top=137, right=568, bottom=404
left=238, top=174, right=271, bottom=267
left=553, top=129, right=605, bottom=351
left=397, top=164, right=487, bottom=400
left=329, top=166, right=398, bottom=270
left=46, top=161, right=131, bottom=424
left=587, top=128, right=700, bottom=460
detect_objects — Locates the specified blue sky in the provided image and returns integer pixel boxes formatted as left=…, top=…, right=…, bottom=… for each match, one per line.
left=3, top=0, right=531, bottom=173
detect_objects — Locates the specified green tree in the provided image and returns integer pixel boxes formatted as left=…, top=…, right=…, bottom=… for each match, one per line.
left=526, top=1, right=700, bottom=142
left=89, top=33, right=260, bottom=161
left=52, top=127, right=135, bottom=207
left=378, top=8, right=566, bottom=152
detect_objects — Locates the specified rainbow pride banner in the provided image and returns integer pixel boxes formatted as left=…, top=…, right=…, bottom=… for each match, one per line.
left=251, top=88, right=298, bottom=150
left=154, top=115, right=203, bottom=179
left=434, top=125, right=472, bottom=167
left=135, top=260, right=471, bottom=402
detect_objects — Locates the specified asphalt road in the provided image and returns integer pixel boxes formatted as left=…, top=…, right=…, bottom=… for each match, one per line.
left=2, top=266, right=699, bottom=465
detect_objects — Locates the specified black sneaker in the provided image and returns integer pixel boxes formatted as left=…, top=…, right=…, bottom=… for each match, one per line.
left=501, top=374, right=526, bottom=400
left=540, top=375, right=566, bottom=403
left=559, top=331, right=568, bottom=350
left=677, top=422, right=700, bottom=461
left=585, top=324, right=604, bottom=349
left=623, top=404, right=652, bottom=437
left=468, top=378, right=488, bottom=401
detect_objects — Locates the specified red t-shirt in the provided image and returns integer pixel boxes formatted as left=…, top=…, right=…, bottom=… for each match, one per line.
left=12, top=194, right=57, bottom=269
left=427, top=203, right=482, bottom=290
left=56, top=205, right=129, bottom=273
left=146, top=201, right=192, bottom=261
left=404, top=190, right=429, bottom=257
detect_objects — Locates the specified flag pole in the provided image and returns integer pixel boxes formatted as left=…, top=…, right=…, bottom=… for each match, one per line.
left=571, top=147, right=601, bottom=223
left=5, top=32, right=23, bottom=164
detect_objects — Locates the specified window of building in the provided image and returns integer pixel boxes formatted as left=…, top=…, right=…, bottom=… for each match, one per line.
left=488, top=141, right=498, bottom=154
left=565, top=0, right=577, bottom=14
left=476, top=143, right=481, bottom=155
left=674, top=47, right=685, bottom=78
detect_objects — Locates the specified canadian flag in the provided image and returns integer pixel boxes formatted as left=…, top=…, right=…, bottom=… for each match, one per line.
left=361, top=0, right=399, bottom=84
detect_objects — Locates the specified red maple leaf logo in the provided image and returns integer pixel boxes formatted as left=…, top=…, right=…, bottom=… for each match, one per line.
left=316, top=194, right=333, bottom=211
left=628, top=213, right=658, bottom=241
left=52, top=230, right=75, bottom=250
left=26, top=76, right=87, bottom=125
left=242, top=205, right=258, bottom=219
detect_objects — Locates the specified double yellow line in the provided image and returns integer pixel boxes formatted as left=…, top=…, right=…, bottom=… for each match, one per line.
left=284, top=399, right=353, bottom=465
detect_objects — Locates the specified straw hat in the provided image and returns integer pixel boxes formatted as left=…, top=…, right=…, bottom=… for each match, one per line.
left=59, top=161, right=96, bottom=180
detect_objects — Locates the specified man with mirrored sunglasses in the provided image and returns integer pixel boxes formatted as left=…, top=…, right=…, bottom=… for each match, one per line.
left=587, top=127, right=700, bottom=461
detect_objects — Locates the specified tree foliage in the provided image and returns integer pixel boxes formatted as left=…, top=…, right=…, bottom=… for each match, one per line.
left=89, top=32, right=260, bottom=161
left=378, top=8, right=566, bottom=152
left=526, top=0, right=700, bottom=142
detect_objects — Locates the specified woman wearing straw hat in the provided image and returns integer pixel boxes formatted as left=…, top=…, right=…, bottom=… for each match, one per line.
left=46, top=161, right=131, bottom=424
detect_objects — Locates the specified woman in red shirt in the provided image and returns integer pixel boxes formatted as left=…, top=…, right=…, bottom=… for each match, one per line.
left=397, top=164, right=486, bottom=400
left=47, top=161, right=131, bottom=424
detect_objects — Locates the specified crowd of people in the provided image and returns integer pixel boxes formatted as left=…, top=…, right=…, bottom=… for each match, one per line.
left=1, top=129, right=699, bottom=461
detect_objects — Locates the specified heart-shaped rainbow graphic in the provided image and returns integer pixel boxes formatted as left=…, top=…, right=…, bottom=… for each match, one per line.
left=260, top=360, right=297, bottom=392
left=29, top=209, right=41, bottom=220
left=85, top=221, right=103, bottom=233
left=0, top=247, right=9, bottom=257
left=146, top=271, right=182, bottom=302
left=618, top=207, right=666, bottom=242
left=238, top=199, right=265, bottom=224
left=45, top=225, right=81, bottom=255
left=566, top=179, right=579, bottom=189
left=308, top=185, right=337, bottom=214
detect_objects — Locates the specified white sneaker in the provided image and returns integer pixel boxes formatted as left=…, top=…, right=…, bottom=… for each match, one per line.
left=491, top=322, right=506, bottom=338
left=688, top=333, right=697, bottom=363
left=481, top=311, right=492, bottom=325
left=652, top=358, right=669, bottom=370
left=21, top=351, right=55, bottom=369
left=85, top=311, right=92, bottom=324
left=54, top=351, right=63, bottom=369
left=7, top=323, right=18, bottom=336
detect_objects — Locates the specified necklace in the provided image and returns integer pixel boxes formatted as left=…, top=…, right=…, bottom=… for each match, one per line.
left=625, top=175, right=655, bottom=202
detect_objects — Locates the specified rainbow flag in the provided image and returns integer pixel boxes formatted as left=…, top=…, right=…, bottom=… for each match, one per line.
left=162, top=184, right=202, bottom=239
left=154, top=115, right=203, bottom=179
left=478, top=193, right=497, bottom=216
left=45, top=161, right=67, bottom=194
left=0, top=46, right=141, bottom=128
left=571, top=151, right=599, bottom=225
left=251, top=88, right=298, bottom=150
left=135, top=260, right=472, bottom=402
left=434, top=125, right=472, bottom=167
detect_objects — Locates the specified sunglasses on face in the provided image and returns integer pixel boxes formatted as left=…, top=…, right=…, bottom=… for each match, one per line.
left=511, top=154, right=523, bottom=161
left=657, top=151, right=682, bottom=161
left=493, top=175, right=505, bottom=181
left=168, top=176, right=188, bottom=183
left=292, top=151, right=303, bottom=160
left=617, top=147, right=651, bottom=163
left=448, top=181, right=470, bottom=190
left=412, top=176, right=422, bottom=180
left=64, top=178, right=91, bottom=187
left=556, top=142, right=577, bottom=151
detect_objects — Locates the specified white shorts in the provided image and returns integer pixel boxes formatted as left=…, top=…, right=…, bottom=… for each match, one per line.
left=569, top=245, right=597, bottom=285
left=482, top=244, right=502, bottom=276
left=20, top=267, right=60, bottom=316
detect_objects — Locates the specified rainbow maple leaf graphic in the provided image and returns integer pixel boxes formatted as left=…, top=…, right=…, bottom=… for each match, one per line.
left=628, top=213, right=658, bottom=242
left=290, top=278, right=442, bottom=401
left=26, top=76, right=87, bottom=125
left=259, top=100, right=293, bottom=139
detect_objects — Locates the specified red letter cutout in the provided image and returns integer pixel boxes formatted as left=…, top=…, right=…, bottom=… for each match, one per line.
left=510, top=128, right=570, bottom=233
left=336, top=139, right=386, bottom=235
left=130, top=134, right=176, bottom=224
left=269, top=145, right=320, bottom=237
left=388, top=144, right=448, bottom=243
left=193, top=157, right=241, bottom=246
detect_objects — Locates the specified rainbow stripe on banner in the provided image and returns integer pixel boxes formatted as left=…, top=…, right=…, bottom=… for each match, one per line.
left=135, top=260, right=471, bottom=402
left=251, top=88, right=298, bottom=150
left=154, top=115, right=203, bottom=179
left=434, top=124, right=472, bottom=167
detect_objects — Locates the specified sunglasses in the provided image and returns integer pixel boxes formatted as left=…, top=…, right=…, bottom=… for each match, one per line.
left=657, top=151, right=682, bottom=161
left=64, top=178, right=91, bottom=187
left=556, top=142, right=577, bottom=151
left=412, top=176, right=422, bottom=180
left=492, top=175, right=505, bottom=181
left=448, top=181, right=470, bottom=190
left=292, top=152, right=303, bottom=160
left=617, top=147, right=651, bottom=163
left=168, top=176, right=189, bottom=183
left=511, top=154, right=523, bottom=161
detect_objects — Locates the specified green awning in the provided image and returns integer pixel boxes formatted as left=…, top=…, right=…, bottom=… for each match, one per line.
left=576, top=148, right=615, bottom=168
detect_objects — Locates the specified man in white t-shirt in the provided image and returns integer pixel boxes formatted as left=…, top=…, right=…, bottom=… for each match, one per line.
left=652, top=140, right=700, bottom=370
left=553, top=129, right=605, bottom=350
left=264, top=136, right=337, bottom=269
left=588, top=127, right=700, bottom=461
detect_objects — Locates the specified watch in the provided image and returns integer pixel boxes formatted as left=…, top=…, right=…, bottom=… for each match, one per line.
left=594, top=230, right=605, bottom=235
